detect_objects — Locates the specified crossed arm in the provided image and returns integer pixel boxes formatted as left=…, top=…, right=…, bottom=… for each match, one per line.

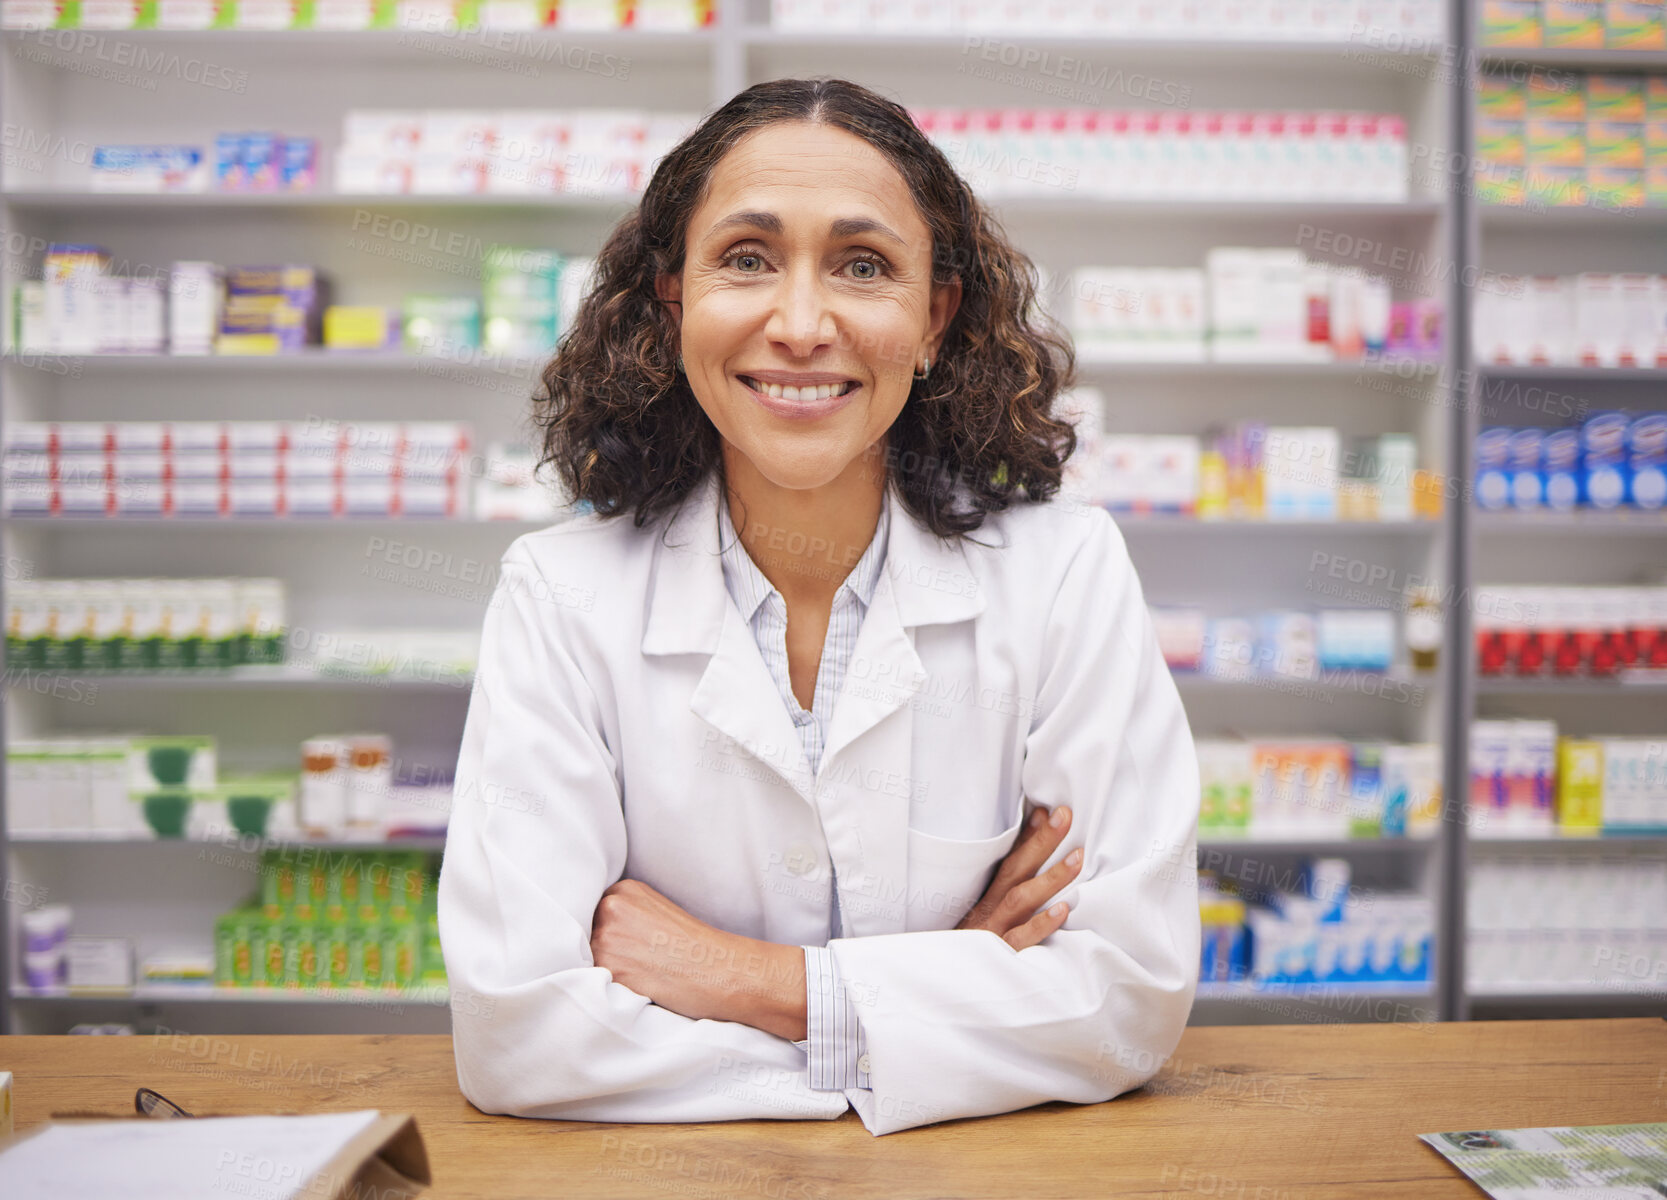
left=588, top=801, right=1087, bottom=1042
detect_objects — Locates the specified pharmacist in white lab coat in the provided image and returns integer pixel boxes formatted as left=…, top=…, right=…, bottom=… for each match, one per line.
left=438, top=78, right=1201, bottom=1137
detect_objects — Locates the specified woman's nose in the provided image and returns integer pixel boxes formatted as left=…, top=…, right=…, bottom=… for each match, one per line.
left=765, top=268, right=838, bottom=358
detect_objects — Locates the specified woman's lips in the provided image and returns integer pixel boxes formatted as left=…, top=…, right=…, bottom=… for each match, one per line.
left=737, top=375, right=862, bottom=420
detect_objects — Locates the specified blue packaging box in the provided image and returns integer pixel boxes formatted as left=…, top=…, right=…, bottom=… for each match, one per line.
left=1541, top=428, right=1581, bottom=511
left=1628, top=413, right=1666, bottom=509
left=1476, top=427, right=1512, bottom=510
left=1581, top=412, right=1630, bottom=508
left=1506, top=428, right=1545, bottom=509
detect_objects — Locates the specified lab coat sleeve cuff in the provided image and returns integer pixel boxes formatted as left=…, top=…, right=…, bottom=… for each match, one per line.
left=803, top=945, right=871, bottom=1091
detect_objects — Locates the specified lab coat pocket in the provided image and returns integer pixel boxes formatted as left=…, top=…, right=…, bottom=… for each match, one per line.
left=904, top=815, right=1025, bottom=932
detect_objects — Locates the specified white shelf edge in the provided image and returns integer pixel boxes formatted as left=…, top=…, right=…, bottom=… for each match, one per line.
left=10, top=983, right=451, bottom=1005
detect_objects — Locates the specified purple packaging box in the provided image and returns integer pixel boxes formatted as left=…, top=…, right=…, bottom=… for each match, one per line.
left=243, top=132, right=281, bottom=192
left=281, top=137, right=318, bottom=191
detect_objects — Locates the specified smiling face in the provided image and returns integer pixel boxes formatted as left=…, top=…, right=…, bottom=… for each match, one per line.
left=657, top=121, right=961, bottom=493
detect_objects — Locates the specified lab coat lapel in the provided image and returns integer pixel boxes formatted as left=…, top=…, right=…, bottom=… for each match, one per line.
left=642, top=471, right=818, bottom=804
left=820, top=483, right=987, bottom=937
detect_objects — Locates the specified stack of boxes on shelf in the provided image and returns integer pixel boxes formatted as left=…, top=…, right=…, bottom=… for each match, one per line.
left=1474, top=273, right=1667, bottom=367
left=0, top=420, right=475, bottom=519
left=775, top=0, right=1442, bottom=37
left=912, top=108, right=1408, bottom=201
left=0, top=0, right=714, bottom=31
left=1067, top=251, right=1442, bottom=364
left=1471, top=718, right=1667, bottom=835
left=1473, top=584, right=1667, bottom=677
left=88, top=132, right=318, bottom=194
left=13, top=250, right=594, bottom=360
left=1196, top=739, right=1442, bottom=840
left=5, top=578, right=285, bottom=671
left=1153, top=606, right=1403, bottom=679
left=1468, top=843, right=1666, bottom=995
left=1482, top=1, right=1667, bottom=48
left=6, top=731, right=452, bottom=840
left=215, top=851, right=444, bottom=993
left=1475, top=414, right=1665, bottom=513
left=1062, top=389, right=1440, bottom=521
left=1475, top=73, right=1667, bottom=209
left=1199, top=859, right=1433, bottom=990
left=335, top=109, right=699, bottom=196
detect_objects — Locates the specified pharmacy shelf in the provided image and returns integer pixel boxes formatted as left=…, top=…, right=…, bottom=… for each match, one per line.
left=1195, top=980, right=1435, bottom=1001
left=4, top=350, right=547, bottom=374
left=9, top=833, right=447, bottom=850
left=4, top=666, right=476, bottom=691
left=1197, top=835, right=1440, bottom=854
left=0, top=0, right=1468, bottom=1034
left=0, top=190, right=638, bottom=214
left=10, top=983, right=450, bottom=1005
left=1473, top=512, right=1667, bottom=534
left=1466, top=984, right=1667, bottom=1003
left=1476, top=47, right=1667, bottom=70
left=1073, top=354, right=1445, bottom=377
left=1468, top=831, right=1667, bottom=847
left=1113, top=516, right=1440, bottom=535
left=0, top=191, right=1445, bottom=221
left=1477, top=364, right=1667, bottom=381
left=1172, top=669, right=1435, bottom=692
left=1479, top=203, right=1667, bottom=228
left=742, top=28, right=1456, bottom=66
left=1473, top=674, right=1667, bottom=696
left=6, top=517, right=559, bottom=530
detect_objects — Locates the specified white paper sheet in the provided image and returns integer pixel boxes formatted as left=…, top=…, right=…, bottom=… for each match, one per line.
left=0, top=1109, right=382, bottom=1199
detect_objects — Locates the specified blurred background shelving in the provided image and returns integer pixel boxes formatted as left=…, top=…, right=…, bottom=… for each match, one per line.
left=3, top=0, right=1664, bottom=1036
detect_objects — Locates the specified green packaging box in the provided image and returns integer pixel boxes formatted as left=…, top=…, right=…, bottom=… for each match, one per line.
left=1529, top=75, right=1585, bottom=120
left=1528, top=162, right=1589, bottom=205
left=1478, top=118, right=1527, bottom=168
left=1527, top=118, right=1587, bottom=166
left=1604, top=0, right=1665, bottom=46
left=1545, top=0, right=1607, bottom=45
left=1587, top=74, right=1647, bottom=120
left=1588, top=121, right=1645, bottom=166
left=1479, top=77, right=1527, bottom=121
left=1483, top=0, right=1543, bottom=45
left=1588, top=165, right=1646, bottom=206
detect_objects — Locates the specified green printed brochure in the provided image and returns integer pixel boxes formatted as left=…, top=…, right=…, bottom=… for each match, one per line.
left=1420, top=1124, right=1667, bottom=1198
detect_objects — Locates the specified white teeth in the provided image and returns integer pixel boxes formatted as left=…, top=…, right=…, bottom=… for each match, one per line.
left=744, top=377, right=855, bottom=401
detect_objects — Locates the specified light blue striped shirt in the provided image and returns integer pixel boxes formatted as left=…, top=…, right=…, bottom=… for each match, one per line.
left=716, top=480, right=889, bottom=1092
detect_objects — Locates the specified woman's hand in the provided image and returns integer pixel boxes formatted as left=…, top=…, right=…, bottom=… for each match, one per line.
left=590, top=878, right=808, bottom=1041
left=956, top=803, right=1083, bottom=950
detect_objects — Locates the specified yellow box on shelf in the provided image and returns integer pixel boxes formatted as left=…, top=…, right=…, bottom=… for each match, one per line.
left=1556, top=738, right=1605, bottom=833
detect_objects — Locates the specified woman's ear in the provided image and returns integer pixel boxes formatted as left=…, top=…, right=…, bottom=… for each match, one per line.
left=927, top=276, right=963, bottom=358
left=655, top=272, right=684, bottom=331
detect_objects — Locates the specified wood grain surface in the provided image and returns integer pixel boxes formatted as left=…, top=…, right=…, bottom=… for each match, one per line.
left=2, top=1019, right=1664, bottom=1198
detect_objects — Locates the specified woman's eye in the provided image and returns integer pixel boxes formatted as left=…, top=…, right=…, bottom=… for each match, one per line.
left=731, top=253, right=764, bottom=273
left=848, top=258, right=881, bottom=280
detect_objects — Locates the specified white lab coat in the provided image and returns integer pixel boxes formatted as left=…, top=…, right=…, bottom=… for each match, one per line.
left=438, top=468, right=1201, bottom=1136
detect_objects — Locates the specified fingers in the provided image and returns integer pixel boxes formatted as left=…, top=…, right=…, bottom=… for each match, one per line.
left=993, top=804, right=1073, bottom=891
left=999, top=846, right=1084, bottom=923
left=1003, top=899, right=1070, bottom=952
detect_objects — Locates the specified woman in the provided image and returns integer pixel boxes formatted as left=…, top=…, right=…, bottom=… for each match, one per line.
left=438, top=78, right=1200, bottom=1137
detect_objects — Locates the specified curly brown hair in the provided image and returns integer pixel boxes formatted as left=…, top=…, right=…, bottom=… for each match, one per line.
left=535, top=77, right=1078, bottom=540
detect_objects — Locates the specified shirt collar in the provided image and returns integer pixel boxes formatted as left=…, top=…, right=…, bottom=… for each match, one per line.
left=717, top=479, right=891, bottom=621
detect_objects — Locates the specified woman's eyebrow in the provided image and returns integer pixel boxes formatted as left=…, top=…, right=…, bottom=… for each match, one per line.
left=705, top=211, right=905, bottom=246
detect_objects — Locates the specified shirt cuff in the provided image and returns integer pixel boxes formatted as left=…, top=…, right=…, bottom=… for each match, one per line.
left=801, top=944, right=871, bottom=1091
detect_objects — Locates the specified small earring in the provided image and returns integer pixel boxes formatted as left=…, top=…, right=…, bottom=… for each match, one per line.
left=913, top=356, right=932, bottom=381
